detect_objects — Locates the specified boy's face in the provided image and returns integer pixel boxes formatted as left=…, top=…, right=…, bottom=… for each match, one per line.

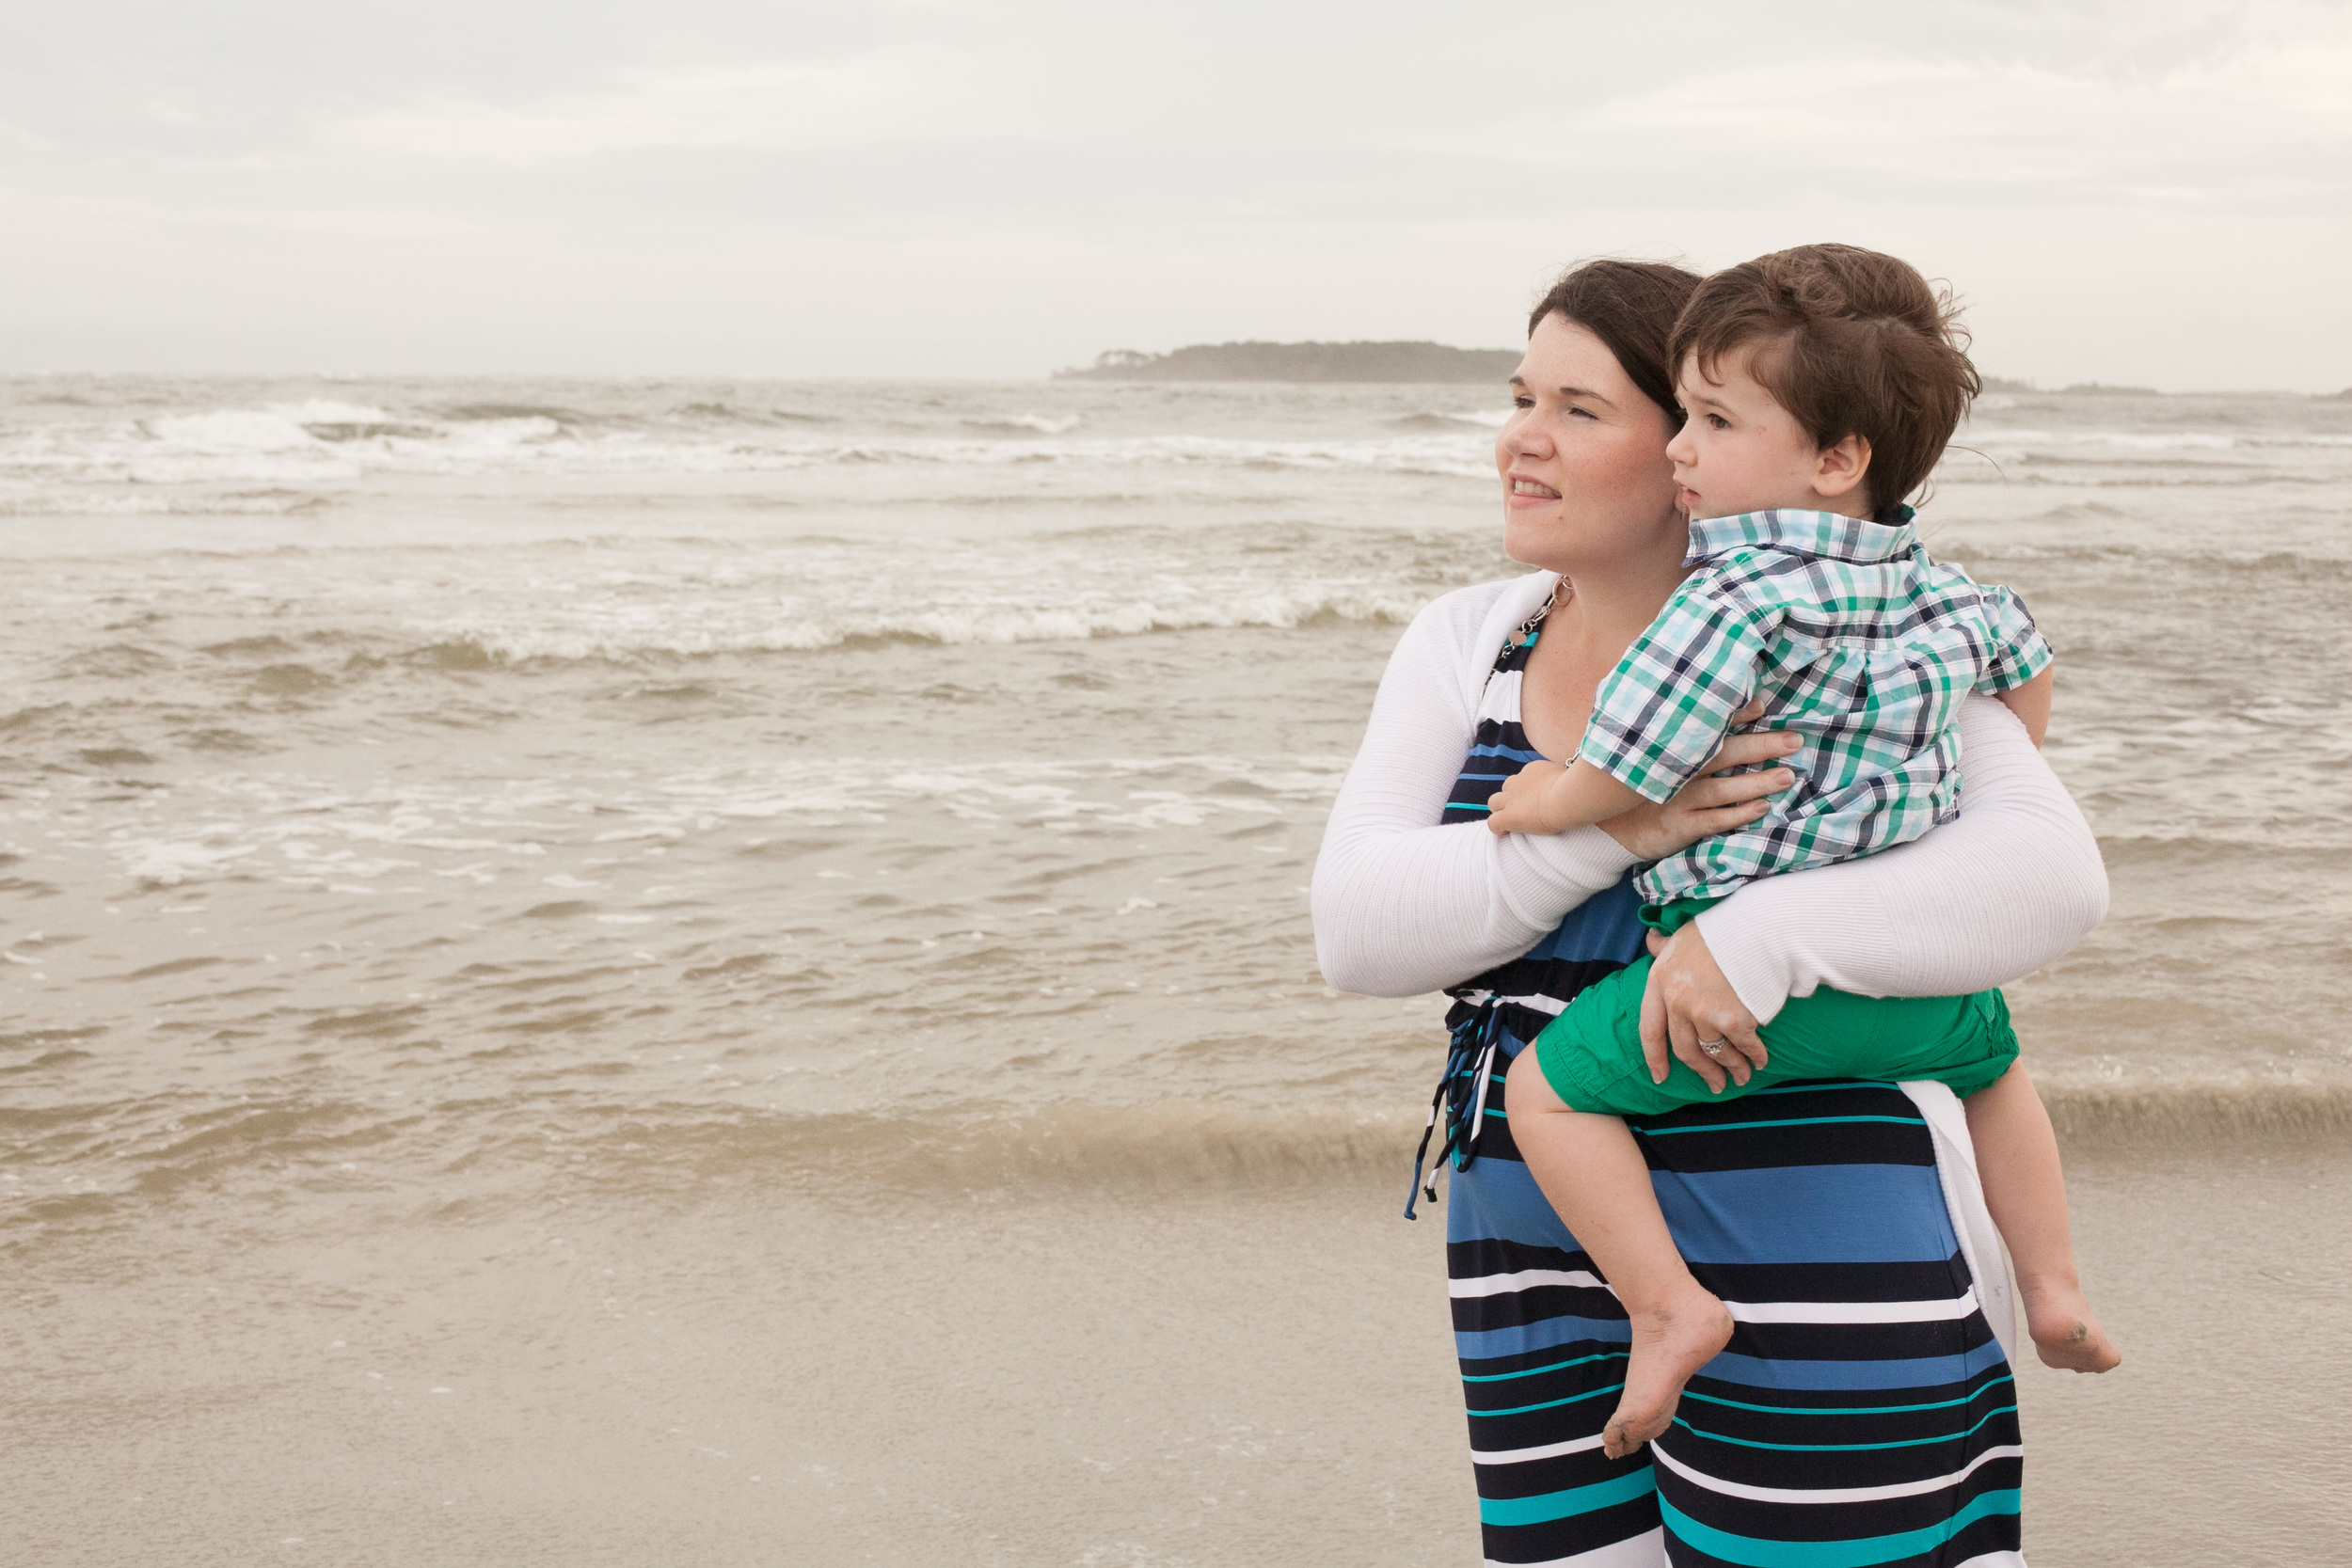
left=1665, top=346, right=1868, bottom=520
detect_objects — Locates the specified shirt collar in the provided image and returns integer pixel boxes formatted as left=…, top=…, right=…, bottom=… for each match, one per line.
left=1684, top=506, right=1917, bottom=567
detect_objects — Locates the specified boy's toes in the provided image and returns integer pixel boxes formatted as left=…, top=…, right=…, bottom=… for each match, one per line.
left=1598, top=1406, right=1661, bottom=1460
left=2030, top=1319, right=2122, bottom=1373
left=2024, top=1289, right=2121, bottom=1374
left=1601, top=1404, right=1674, bottom=1460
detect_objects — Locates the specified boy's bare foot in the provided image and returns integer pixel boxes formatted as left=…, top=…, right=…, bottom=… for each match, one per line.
left=2022, top=1283, right=2122, bottom=1373
left=1603, top=1283, right=1735, bottom=1459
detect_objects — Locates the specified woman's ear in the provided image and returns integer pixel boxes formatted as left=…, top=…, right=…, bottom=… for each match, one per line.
left=1812, top=434, right=1872, bottom=505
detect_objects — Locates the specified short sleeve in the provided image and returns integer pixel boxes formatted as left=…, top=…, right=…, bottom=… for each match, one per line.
left=1578, top=574, right=1773, bottom=802
left=1973, top=583, right=2055, bottom=694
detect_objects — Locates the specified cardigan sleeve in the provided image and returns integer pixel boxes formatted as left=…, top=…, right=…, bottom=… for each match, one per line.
left=1311, top=580, right=1640, bottom=998
left=1696, top=693, right=2108, bottom=1020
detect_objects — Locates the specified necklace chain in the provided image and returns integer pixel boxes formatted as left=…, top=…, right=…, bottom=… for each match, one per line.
left=1493, top=575, right=1571, bottom=672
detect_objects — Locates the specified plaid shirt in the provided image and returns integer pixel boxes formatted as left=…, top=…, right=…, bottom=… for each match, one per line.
left=1581, top=507, right=2052, bottom=907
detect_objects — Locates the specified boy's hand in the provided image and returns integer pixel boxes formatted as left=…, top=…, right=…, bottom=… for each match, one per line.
left=1639, top=924, right=1768, bottom=1091
left=1486, top=760, right=1569, bottom=835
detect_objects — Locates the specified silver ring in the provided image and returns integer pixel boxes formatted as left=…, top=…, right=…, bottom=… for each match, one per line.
left=1698, top=1038, right=1727, bottom=1058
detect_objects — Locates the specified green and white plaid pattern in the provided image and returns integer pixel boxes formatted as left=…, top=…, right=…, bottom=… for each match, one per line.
left=1580, top=507, right=2052, bottom=906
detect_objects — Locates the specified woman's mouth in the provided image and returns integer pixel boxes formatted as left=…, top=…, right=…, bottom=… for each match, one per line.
left=1509, top=477, right=1561, bottom=500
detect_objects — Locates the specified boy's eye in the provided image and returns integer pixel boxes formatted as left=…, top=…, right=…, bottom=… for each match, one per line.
left=1513, top=395, right=1534, bottom=409
left=1708, top=413, right=1730, bottom=430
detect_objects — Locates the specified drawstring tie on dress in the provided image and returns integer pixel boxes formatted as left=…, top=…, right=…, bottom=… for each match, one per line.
left=1404, top=1001, right=1505, bottom=1220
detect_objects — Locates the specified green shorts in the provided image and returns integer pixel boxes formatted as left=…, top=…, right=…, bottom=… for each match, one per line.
left=1530, top=958, right=2019, bottom=1118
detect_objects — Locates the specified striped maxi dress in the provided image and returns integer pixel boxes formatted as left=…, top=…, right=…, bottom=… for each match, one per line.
left=1425, top=614, right=2026, bottom=1568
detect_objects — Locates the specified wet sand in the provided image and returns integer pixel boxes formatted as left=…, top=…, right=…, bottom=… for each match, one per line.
left=14, top=1132, right=2349, bottom=1566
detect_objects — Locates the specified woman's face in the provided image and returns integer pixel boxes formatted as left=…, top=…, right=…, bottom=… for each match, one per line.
left=1495, top=312, right=1685, bottom=578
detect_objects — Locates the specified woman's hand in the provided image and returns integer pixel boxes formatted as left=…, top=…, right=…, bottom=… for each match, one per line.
left=1640, top=922, right=1769, bottom=1093
left=1597, top=723, right=1802, bottom=863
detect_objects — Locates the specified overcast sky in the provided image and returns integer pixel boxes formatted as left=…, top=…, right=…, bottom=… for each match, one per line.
left=3, top=0, right=2346, bottom=388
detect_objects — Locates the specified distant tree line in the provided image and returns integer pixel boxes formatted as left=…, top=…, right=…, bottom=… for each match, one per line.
left=1056, top=345, right=2344, bottom=397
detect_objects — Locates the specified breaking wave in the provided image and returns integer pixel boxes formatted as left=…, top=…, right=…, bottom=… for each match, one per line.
left=0, top=398, right=1496, bottom=498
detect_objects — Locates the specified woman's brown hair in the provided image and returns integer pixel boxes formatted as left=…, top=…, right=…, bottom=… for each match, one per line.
left=1527, top=260, right=1704, bottom=427
left=1667, top=244, right=1979, bottom=523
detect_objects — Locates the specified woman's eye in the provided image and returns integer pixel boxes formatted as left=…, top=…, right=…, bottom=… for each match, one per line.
left=1512, top=395, right=1534, bottom=409
left=1567, top=404, right=1597, bottom=420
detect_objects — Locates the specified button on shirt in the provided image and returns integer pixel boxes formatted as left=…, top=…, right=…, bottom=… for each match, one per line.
left=1580, top=507, right=2053, bottom=908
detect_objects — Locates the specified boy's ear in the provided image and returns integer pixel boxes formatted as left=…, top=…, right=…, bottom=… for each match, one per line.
left=1813, top=434, right=1872, bottom=504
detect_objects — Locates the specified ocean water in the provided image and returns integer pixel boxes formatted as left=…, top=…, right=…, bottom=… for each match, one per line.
left=7, top=374, right=2350, bottom=1564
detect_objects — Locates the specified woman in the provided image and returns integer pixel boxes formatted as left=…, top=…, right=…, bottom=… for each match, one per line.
left=1312, top=261, right=2106, bottom=1566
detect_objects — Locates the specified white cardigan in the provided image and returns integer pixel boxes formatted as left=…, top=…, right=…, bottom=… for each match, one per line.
left=1311, top=570, right=2109, bottom=1020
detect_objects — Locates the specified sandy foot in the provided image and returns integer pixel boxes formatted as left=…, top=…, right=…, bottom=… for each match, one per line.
left=1603, top=1283, right=1736, bottom=1459
left=2025, top=1281, right=2123, bottom=1372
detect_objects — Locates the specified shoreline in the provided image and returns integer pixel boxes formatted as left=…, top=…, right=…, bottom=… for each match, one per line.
left=13, top=1143, right=2347, bottom=1566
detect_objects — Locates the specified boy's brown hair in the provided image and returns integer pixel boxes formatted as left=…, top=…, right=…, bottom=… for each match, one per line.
left=1668, top=245, right=1979, bottom=523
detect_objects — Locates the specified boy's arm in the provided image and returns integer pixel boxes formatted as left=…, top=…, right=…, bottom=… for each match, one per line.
left=1577, top=576, right=1775, bottom=805
left=1486, top=757, right=1645, bottom=835
left=1486, top=573, right=1773, bottom=840
left=1977, top=582, right=2055, bottom=747
left=1994, top=664, right=2053, bottom=747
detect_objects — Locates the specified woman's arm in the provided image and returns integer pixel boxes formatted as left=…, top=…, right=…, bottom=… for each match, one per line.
left=1696, top=693, right=2109, bottom=1020
left=1311, top=581, right=1638, bottom=998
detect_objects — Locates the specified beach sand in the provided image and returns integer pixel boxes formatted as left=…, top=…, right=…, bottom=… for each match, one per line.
left=12, top=1130, right=2348, bottom=1565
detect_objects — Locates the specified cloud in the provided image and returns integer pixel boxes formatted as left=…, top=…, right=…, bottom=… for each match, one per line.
left=2172, top=40, right=2352, bottom=123
left=333, top=50, right=1002, bottom=163
left=0, top=0, right=2344, bottom=383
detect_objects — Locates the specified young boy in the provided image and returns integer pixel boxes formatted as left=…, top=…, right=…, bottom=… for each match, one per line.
left=1486, top=243, right=2121, bottom=1461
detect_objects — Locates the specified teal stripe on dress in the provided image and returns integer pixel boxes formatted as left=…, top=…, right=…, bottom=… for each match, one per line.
left=1461, top=1350, right=1626, bottom=1385
left=1472, top=1381, right=1624, bottom=1418
left=1681, top=1370, right=2012, bottom=1417
left=1659, top=1488, right=2021, bottom=1568
left=1747, top=1081, right=1900, bottom=1097
left=1479, top=1466, right=1656, bottom=1527
left=1640, top=1115, right=1926, bottom=1137
left=1677, top=1404, right=2018, bottom=1451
